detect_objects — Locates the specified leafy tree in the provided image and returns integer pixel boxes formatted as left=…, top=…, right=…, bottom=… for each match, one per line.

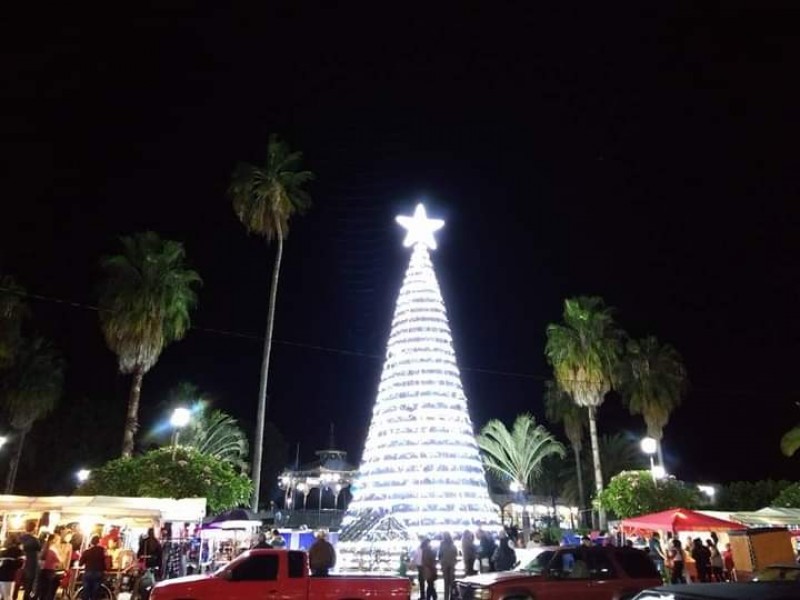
left=179, top=409, right=249, bottom=472
left=78, top=447, right=252, bottom=514
left=477, top=413, right=565, bottom=494
left=98, top=232, right=201, bottom=457
left=536, top=455, right=570, bottom=528
left=561, top=433, right=647, bottom=506
left=0, top=275, right=27, bottom=367
left=544, top=379, right=587, bottom=520
left=229, top=135, right=314, bottom=510
left=0, top=336, right=64, bottom=492
left=716, top=480, right=793, bottom=511
left=545, top=296, right=624, bottom=528
left=597, top=470, right=703, bottom=519
left=781, top=425, right=800, bottom=457
left=772, top=482, right=800, bottom=508
left=618, top=336, right=687, bottom=466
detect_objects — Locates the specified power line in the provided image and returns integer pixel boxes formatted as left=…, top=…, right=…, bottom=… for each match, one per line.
left=0, top=285, right=791, bottom=396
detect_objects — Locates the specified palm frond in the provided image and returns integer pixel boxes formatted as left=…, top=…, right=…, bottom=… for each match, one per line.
left=781, top=425, right=800, bottom=457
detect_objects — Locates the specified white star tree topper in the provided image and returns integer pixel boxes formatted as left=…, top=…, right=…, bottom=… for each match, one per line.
left=395, top=203, right=445, bottom=250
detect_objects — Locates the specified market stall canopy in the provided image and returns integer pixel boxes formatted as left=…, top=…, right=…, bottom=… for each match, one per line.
left=732, top=507, right=800, bottom=527
left=0, top=495, right=206, bottom=523
left=621, top=507, right=747, bottom=532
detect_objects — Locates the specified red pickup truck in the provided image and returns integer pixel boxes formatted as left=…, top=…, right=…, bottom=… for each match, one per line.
left=149, top=549, right=410, bottom=600
left=455, top=545, right=662, bottom=600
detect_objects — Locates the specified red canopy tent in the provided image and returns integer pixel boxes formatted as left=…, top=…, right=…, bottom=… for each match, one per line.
left=621, top=508, right=747, bottom=533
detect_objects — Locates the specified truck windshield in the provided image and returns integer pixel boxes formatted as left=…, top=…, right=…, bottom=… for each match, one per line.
left=518, top=550, right=555, bottom=574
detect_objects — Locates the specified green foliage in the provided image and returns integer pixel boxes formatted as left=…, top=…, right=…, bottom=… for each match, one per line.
left=477, top=414, right=565, bottom=491
left=177, top=407, right=250, bottom=472
left=618, top=336, right=687, bottom=442
left=1, top=336, right=64, bottom=431
left=597, top=470, right=702, bottom=519
left=716, top=480, right=793, bottom=511
left=78, top=447, right=252, bottom=514
left=98, top=231, right=201, bottom=375
left=781, top=426, right=800, bottom=457
left=0, top=275, right=27, bottom=368
left=545, top=296, right=624, bottom=409
left=772, top=482, right=800, bottom=508
left=544, top=380, right=585, bottom=452
left=229, top=134, right=315, bottom=241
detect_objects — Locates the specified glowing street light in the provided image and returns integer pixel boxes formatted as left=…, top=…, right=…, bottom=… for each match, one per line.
left=76, top=469, right=91, bottom=484
left=509, top=480, right=523, bottom=493
left=640, top=437, right=662, bottom=483
left=0, top=436, right=7, bottom=449
left=170, top=407, right=192, bottom=459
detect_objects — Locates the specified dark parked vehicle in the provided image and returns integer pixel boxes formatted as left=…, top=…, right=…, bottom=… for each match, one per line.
left=632, top=582, right=800, bottom=600
left=454, top=545, right=662, bottom=600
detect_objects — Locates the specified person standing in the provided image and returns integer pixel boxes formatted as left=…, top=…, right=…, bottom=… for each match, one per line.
left=269, top=530, right=286, bottom=548
left=668, top=538, right=686, bottom=584
left=461, top=530, right=476, bottom=576
left=722, top=542, right=736, bottom=581
left=0, top=535, right=22, bottom=600
left=477, top=530, right=496, bottom=573
left=19, top=522, right=41, bottom=600
left=251, top=533, right=271, bottom=549
left=79, top=536, right=106, bottom=600
left=411, top=539, right=425, bottom=600
left=648, top=532, right=666, bottom=577
left=38, top=534, right=61, bottom=600
left=138, top=528, right=163, bottom=579
left=707, top=539, right=724, bottom=582
left=691, top=538, right=710, bottom=582
left=420, top=539, right=437, bottom=600
left=492, top=532, right=517, bottom=572
left=438, top=533, right=457, bottom=600
left=308, top=531, right=335, bottom=577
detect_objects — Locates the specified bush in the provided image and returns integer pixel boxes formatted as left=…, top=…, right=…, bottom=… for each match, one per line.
left=597, top=470, right=702, bottom=519
left=772, top=482, right=800, bottom=508
left=78, top=446, right=252, bottom=513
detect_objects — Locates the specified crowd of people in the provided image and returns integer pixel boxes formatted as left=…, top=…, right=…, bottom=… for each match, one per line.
left=0, top=522, right=166, bottom=600
left=646, top=531, right=735, bottom=584
left=409, top=528, right=519, bottom=600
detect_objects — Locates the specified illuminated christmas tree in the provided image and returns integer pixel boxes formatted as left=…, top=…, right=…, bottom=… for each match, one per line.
left=339, top=204, right=499, bottom=563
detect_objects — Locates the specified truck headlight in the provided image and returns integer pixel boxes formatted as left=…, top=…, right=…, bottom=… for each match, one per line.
left=477, top=589, right=493, bottom=600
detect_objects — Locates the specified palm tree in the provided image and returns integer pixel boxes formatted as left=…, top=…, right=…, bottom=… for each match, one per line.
left=618, top=336, right=688, bottom=466
left=544, top=379, right=587, bottom=522
left=0, top=336, right=64, bottom=492
left=477, top=413, right=565, bottom=494
left=229, top=134, right=314, bottom=511
left=782, top=426, right=800, bottom=457
left=179, top=409, right=250, bottom=472
left=0, top=275, right=27, bottom=367
left=99, top=231, right=201, bottom=457
left=545, top=296, right=624, bottom=528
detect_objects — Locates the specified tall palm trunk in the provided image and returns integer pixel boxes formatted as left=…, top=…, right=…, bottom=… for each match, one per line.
left=572, top=445, right=586, bottom=526
left=121, top=366, right=144, bottom=457
left=587, top=406, right=606, bottom=529
left=656, top=436, right=665, bottom=469
left=5, top=429, right=27, bottom=493
left=251, top=224, right=284, bottom=512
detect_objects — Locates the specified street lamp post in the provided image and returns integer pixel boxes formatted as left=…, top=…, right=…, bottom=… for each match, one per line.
left=170, top=407, right=192, bottom=459
left=640, top=437, right=661, bottom=483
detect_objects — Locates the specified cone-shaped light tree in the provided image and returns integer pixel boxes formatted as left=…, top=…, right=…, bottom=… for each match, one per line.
left=343, top=204, right=499, bottom=537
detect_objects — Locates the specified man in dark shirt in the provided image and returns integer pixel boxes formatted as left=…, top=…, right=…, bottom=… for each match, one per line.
left=79, top=535, right=106, bottom=600
left=19, top=523, right=40, bottom=599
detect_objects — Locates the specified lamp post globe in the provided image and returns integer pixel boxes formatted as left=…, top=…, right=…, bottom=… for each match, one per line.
left=170, top=407, right=192, bottom=429
left=640, top=437, right=657, bottom=455
left=76, top=469, right=91, bottom=483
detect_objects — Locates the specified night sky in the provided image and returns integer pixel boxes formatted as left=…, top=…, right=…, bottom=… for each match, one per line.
left=2, top=3, right=798, bottom=496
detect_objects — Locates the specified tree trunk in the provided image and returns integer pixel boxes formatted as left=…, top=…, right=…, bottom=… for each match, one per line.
left=5, top=429, right=27, bottom=493
left=251, top=227, right=284, bottom=512
left=587, top=405, right=606, bottom=530
left=121, top=366, right=144, bottom=457
left=573, top=445, right=586, bottom=527
left=656, top=437, right=665, bottom=470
